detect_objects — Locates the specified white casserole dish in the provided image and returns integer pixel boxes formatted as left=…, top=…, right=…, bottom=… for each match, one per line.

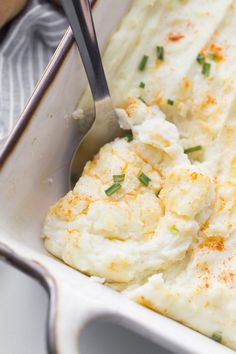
left=0, top=1, right=234, bottom=353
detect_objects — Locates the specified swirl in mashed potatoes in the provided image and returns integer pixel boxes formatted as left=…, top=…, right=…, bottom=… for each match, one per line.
left=43, top=0, right=236, bottom=350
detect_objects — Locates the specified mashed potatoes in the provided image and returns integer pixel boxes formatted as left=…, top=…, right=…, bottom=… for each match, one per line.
left=43, top=0, right=236, bottom=350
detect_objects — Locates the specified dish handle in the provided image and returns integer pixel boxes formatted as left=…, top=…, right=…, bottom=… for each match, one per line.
left=0, top=242, right=105, bottom=354
left=51, top=278, right=103, bottom=354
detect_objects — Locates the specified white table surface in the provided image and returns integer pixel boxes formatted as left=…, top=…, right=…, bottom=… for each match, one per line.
left=0, top=261, right=174, bottom=354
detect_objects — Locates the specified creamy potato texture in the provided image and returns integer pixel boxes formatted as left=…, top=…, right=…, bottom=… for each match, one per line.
left=43, top=0, right=236, bottom=350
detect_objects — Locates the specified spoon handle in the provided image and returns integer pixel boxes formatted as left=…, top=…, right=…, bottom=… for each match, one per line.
left=61, top=0, right=110, bottom=101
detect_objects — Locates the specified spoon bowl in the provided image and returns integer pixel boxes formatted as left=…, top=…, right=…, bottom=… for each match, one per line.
left=69, top=97, right=122, bottom=188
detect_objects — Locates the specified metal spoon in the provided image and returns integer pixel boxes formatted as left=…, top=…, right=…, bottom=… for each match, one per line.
left=61, top=0, right=122, bottom=189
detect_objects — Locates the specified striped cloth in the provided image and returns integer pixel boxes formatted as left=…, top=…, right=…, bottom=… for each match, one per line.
left=0, top=0, right=68, bottom=149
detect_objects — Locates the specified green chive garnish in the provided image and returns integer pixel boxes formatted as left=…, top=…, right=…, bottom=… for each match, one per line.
left=208, top=53, right=217, bottom=61
left=169, top=225, right=179, bottom=234
left=113, top=174, right=125, bottom=183
left=167, top=99, right=174, bottom=106
left=156, top=190, right=161, bottom=198
left=196, top=54, right=205, bottom=65
left=124, top=131, right=133, bottom=142
left=156, top=46, right=164, bottom=61
left=137, top=172, right=151, bottom=186
left=212, top=332, right=222, bottom=343
left=138, top=55, right=149, bottom=71
left=184, top=145, right=202, bottom=154
left=138, top=97, right=146, bottom=104
left=139, top=81, right=145, bottom=88
left=105, top=183, right=121, bottom=196
left=202, top=62, right=211, bottom=77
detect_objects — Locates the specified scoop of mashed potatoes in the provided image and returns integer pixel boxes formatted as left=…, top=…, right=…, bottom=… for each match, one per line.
left=43, top=100, right=215, bottom=285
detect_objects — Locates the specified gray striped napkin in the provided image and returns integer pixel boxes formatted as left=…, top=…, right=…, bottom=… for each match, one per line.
left=0, top=0, right=68, bottom=149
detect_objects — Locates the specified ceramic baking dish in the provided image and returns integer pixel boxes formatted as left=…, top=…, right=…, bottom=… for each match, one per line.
left=0, top=1, right=234, bottom=353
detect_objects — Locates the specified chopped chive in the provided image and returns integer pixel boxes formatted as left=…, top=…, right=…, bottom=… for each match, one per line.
left=156, top=46, right=164, bottom=61
left=137, top=172, right=151, bottom=186
left=124, top=131, right=133, bottom=142
left=196, top=54, right=205, bottom=65
left=139, top=81, right=145, bottom=88
left=156, top=189, right=161, bottom=198
left=167, top=99, right=174, bottom=106
left=105, top=183, right=121, bottom=196
left=138, top=55, right=149, bottom=71
left=212, top=332, right=222, bottom=343
left=202, top=62, right=211, bottom=77
left=138, top=97, right=146, bottom=104
left=113, top=174, right=125, bottom=183
left=169, top=225, right=179, bottom=234
left=184, top=145, right=202, bottom=154
left=208, top=53, right=217, bottom=61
